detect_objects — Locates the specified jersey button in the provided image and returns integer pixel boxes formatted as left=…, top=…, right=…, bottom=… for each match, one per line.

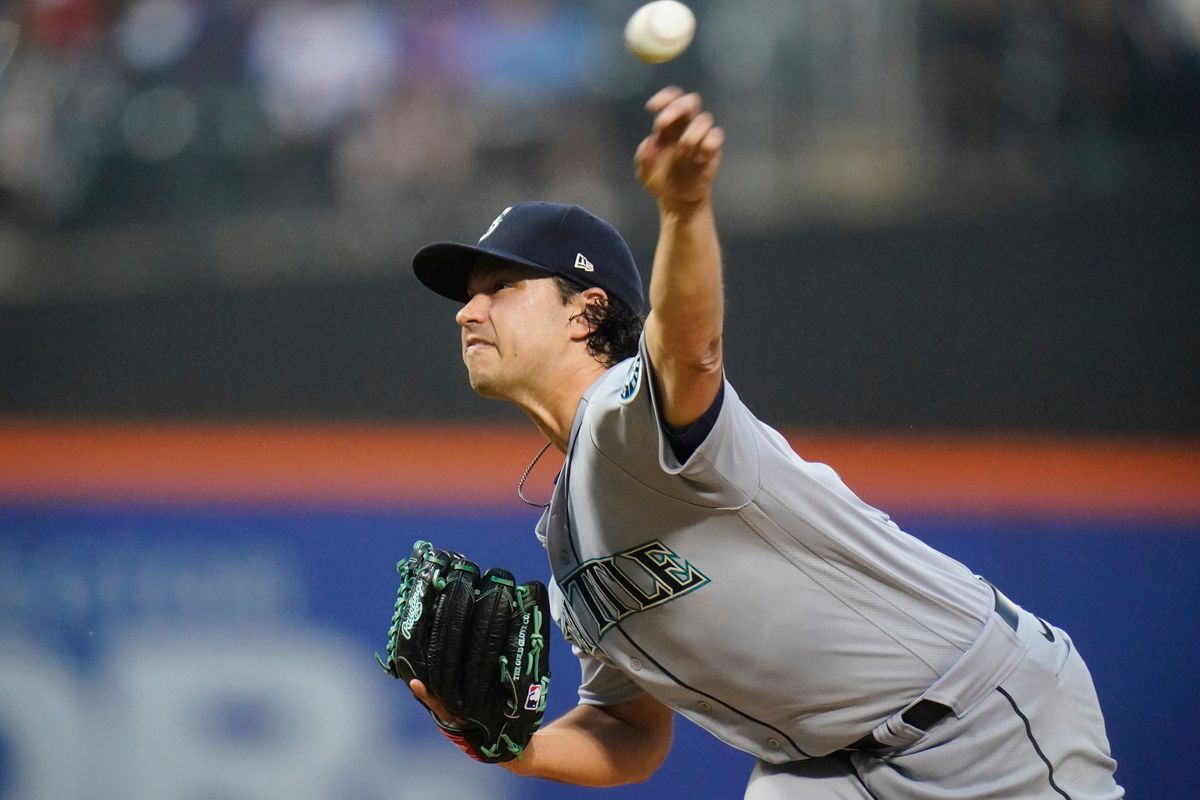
left=697, top=701, right=712, bottom=712
left=766, top=738, right=781, bottom=750
left=629, top=658, right=642, bottom=671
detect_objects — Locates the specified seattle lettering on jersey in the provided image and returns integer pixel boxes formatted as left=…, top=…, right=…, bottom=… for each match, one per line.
left=558, top=540, right=709, bottom=654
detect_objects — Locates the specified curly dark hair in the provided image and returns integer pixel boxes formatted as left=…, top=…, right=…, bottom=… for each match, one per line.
left=554, top=276, right=645, bottom=367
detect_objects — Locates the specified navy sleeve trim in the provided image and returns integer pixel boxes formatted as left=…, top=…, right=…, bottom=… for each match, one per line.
left=662, top=382, right=725, bottom=464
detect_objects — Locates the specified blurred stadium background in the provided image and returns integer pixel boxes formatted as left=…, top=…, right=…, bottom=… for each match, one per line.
left=0, top=0, right=1197, bottom=798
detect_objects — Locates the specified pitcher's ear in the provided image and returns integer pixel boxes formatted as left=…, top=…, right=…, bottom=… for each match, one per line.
left=568, top=287, right=609, bottom=340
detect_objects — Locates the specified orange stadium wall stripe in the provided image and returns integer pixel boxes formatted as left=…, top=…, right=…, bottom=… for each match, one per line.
left=0, top=419, right=1198, bottom=521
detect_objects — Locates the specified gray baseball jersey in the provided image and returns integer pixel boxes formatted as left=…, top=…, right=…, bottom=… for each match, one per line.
left=537, top=337, right=1122, bottom=797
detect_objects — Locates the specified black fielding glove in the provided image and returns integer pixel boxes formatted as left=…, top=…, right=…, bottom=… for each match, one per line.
left=378, top=540, right=551, bottom=763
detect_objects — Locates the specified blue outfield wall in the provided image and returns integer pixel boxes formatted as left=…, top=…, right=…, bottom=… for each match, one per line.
left=0, top=504, right=1195, bottom=799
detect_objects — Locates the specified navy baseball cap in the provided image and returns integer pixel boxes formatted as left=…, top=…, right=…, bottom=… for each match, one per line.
left=412, top=202, right=645, bottom=312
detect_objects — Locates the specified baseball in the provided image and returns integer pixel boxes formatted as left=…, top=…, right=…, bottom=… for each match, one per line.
left=624, top=1, right=696, bottom=64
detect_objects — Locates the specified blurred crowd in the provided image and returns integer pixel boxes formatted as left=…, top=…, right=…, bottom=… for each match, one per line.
left=0, top=0, right=1196, bottom=298
left=0, top=0, right=629, bottom=224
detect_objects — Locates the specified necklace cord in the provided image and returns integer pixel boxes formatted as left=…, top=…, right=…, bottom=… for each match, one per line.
left=517, top=441, right=554, bottom=508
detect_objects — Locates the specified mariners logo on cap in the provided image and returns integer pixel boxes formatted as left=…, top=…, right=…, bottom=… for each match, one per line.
left=479, top=206, right=512, bottom=242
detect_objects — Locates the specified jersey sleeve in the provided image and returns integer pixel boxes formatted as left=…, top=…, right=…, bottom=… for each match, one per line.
left=586, top=333, right=761, bottom=508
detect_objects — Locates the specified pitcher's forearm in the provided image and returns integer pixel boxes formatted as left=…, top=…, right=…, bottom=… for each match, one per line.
left=648, top=198, right=724, bottom=368
left=501, top=698, right=674, bottom=787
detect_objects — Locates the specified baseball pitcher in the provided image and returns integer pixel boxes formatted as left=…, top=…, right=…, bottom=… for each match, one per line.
left=380, top=87, right=1123, bottom=799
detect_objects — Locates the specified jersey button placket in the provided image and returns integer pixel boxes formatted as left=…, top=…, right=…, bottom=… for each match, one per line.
left=697, top=701, right=712, bottom=712
left=766, top=738, right=781, bottom=750
left=629, top=657, right=642, bottom=671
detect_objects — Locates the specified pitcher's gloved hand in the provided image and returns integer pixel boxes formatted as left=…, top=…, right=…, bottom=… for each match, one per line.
left=378, top=540, right=551, bottom=763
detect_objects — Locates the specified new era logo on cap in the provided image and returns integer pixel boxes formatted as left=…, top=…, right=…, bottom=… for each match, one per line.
left=574, top=253, right=594, bottom=272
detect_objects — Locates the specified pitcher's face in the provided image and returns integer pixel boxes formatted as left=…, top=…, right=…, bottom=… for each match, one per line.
left=455, top=259, right=576, bottom=400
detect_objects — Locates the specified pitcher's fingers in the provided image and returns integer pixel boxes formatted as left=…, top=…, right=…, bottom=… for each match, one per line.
left=652, top=91, right=702, bottom=134
left=409, top=679, right=459, bottom=724
left=634, top=136, right=659, bottom=184
left=645, top=85, right=685, bottom=114
left=677, top=111, right=715, bottom=153
left=652, top=92, right=703, bottom=142
left=695, top=125, right=725, bottom=163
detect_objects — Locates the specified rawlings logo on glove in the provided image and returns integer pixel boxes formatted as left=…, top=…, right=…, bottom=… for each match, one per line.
left=377, top=540, right=551, bottom=763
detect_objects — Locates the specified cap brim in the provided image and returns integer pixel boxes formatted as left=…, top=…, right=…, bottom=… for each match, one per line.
left=412, top=242, right=557, bottom=303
